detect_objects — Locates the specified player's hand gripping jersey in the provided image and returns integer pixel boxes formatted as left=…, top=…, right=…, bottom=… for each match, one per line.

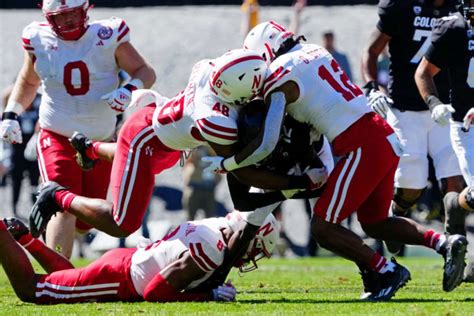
left=151, top=60, right=239, bottom=150
left=130, top=217, right=228, bottom=296
left=22, top=17, right=130, bottom=140
left=264, top=43, right=371, bottom=142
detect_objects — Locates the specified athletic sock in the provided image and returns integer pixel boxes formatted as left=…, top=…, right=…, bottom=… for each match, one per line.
left=369, top=252, right=396, bottom=274
left=86, top=141, right=101, bottom=159
left=423, top=229, right=447, bottom=253
left=54, top=190, right=78, bottom=211
left=18, top=233, right=43, bottom=253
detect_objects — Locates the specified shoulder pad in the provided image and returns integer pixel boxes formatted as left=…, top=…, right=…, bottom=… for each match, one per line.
left=22, top=21, right=49, bottom=52
left=263, top=60, right=293, bottom=97
left=187, top=225, right=225, bottom=272
left=196, top=114, right=238, bottom=146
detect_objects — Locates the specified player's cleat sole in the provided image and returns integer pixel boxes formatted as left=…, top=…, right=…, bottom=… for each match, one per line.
left=366, top=259, right=411, bottom=302
left=69, top=131, right=96, bottom=171
left=3, top=217, right=30, bottom=241
left=29, top=181, right=67, bottom=238
left=443, top=234, right=468, bottom=292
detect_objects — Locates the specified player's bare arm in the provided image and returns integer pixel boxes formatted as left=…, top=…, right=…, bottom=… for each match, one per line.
left=6, top=51, right=41, bottom=114
left=115, top=42, right=156, bottom=89
left=361, top=29, right=390, bottom=83
left=414, top=57, right=441, bottom=102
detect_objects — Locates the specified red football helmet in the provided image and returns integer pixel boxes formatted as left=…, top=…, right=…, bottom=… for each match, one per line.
left=42, top=0, right=90, bottom=40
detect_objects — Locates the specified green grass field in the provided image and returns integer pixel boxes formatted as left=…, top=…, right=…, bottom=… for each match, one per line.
left=0, top=257, right=472, bottom=315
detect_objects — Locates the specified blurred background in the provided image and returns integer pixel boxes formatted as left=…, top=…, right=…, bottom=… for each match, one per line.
left=0, top=1, right=472, bottom=259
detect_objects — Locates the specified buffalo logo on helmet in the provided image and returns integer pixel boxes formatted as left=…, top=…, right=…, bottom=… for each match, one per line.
left=413, top=6, right=422, bottom=15
left=98, top=26, right=113, bottom=40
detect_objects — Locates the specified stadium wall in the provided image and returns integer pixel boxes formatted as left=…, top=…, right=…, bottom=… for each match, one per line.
left=2, top=0, right=378, bottom=9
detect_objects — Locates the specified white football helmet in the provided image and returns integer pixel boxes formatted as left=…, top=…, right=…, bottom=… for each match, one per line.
left=210, top=49, right=267, bottom=106
left=42, top=0, right=90, bottom=41
left=243, top=21, right=294, bottom=65
left=226, top=211, right=279, bottom=273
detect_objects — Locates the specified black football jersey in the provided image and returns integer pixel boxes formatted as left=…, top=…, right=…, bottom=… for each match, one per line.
left=425, top=12, right=474, bottom=122
left=377, top=0, right=456, bottom=111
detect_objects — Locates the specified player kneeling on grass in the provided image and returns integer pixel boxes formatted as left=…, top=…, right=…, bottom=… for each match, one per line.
left=0, top=213, right=277, bottom=304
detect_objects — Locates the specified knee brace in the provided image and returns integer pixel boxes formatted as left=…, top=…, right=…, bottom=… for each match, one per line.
left=392, top=187, right=425, bottom=214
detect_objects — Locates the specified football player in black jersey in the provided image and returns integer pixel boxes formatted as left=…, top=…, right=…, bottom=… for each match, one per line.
left=415, top=0, right=474, bottom=280
left=361, top=0, right=465, bottom=252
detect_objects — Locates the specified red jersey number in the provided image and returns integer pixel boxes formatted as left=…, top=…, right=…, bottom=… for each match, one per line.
left=157, top=95, right=185, bottom=125
left=318, top=59, right=362, bottom=102
left=63, top=61, right=90, bottom=96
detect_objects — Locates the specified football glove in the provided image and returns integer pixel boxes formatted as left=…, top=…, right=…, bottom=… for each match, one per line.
left=0, top=112, right=22, bottom=144
left=202, top=156, right=227, bottom=174
left=101, top=79, right=142, bottom=113
left=462, top=107, right=474, bottom=132
left=431, top=103, right=455, bottom=126
left=212, top=281, right=236, bottom=302
left=305, top=166, right=328, bottom=190
left=367, top=89, right=393, bottom=120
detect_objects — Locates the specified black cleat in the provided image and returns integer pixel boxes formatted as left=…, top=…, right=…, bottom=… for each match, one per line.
left=366, top=259, right=411, bottom=302
left=3, top=217, right=29, bottom=241
left=359, top=266, right=380, bottom=300
left=29, top=181, right=67, bottom=238
left=442, top=234, right=468, bottom=292
left=69, top=131, right=96, bottom=171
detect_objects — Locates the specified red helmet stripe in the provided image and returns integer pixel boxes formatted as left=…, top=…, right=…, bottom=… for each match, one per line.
left=269, top=21, right=286, bottom=32
left=264, top=43, right=274, bottom=61
left=211, top=55, right=264, bottom=86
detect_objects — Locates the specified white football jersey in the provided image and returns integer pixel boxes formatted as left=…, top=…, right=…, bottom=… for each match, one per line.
left=130, top=217, right=228, bottom=296
left=151, top=60, right=239, bottom=150
left=263, top=43, right=371, bottom=142
left=22, top=17, right=131, bottom=140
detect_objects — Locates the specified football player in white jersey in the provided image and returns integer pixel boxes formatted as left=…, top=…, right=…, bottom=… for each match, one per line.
left=0, top=212, right=277, bottom=304
left=203, top=21, right=468, bottom=301
left=28, top=49, right=322, bottom=241
left=0, top=0, right=156, bottom=258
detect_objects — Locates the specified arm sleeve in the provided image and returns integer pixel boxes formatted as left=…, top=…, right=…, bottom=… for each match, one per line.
left=376, top=0, right=400, bottom=37
left=222, top=92, right=286, bottom=171
left=143, top=273, right=210, bottom=302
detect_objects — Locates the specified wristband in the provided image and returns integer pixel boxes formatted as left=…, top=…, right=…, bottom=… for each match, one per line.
left=1, top=111, right=18, bottom=120
left=362, top=81, right=379, bottom=96
left=124, top=78, right=144, bottom=92
left=222, top=156, right=239, bottom=172
left=426, top=95, right=443, bottom=112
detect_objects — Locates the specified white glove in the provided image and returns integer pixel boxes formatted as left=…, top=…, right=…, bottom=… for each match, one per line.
left=101, top=86, right=133, bottom=113
left=0, top=119, right=22, bottom=144
left=367, top=89, right=393, bottom=119
left=431, top=103, right=455, bottom=126
left=202, top=156, right=227, bottom=174
left=305, top=167, right=328, bottom=190
left=462, top=107, right=474, bottom=132
left=212, top=281, right=237, bottom=302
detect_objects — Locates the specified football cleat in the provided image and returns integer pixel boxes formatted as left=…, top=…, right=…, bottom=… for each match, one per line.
left=442, top=234, right=468, bottom=292
left=463, top=260, right=474, bottom=283
left=69, top=131, right=96, bottom=171
left=366, top=258, right=411, bottom=302
left=3, top=217, right=29, bottom=241
left=29, top=181, right=67, bottom=238
left=358, top=265, right=380, bottom=300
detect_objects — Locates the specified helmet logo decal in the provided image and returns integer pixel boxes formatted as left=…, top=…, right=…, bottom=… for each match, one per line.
left=252, top=74, right=262, bottom=90
left=98, top=26, right=113, bottom=40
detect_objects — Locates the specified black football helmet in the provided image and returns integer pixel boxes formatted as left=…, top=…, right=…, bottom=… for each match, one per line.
left=459, top=0, right=474, bottom=27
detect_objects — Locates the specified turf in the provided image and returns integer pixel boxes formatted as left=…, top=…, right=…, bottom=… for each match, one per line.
left=0, top=257, right=472, bottom=315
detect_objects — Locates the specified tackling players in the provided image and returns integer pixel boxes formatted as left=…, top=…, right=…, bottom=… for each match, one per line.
left=0, top=0, right=156, bottom=258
